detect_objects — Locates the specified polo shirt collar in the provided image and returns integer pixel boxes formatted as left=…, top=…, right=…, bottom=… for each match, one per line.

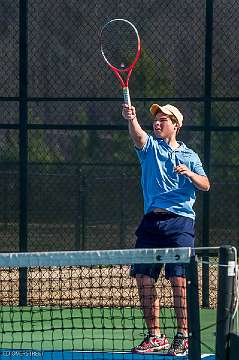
left=156, top=138, right=186, bottom=152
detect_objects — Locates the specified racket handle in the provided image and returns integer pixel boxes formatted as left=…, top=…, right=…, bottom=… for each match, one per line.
left=123, top=87, right=131, bottom=107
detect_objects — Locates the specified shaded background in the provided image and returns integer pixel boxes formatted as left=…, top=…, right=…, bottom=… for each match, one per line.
left=0, top=0, right=238, bottom=252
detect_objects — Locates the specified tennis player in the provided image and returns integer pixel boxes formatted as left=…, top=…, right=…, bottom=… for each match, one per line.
left=122, top=103, right=210, bottom=356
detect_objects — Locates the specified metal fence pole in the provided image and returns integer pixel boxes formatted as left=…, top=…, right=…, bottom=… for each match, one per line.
left=202, top=0, right=214, bottom=308
left=78, top=174, right=86, bottom=250
left=216, top=246, right=236, bottom=360
left=186, top=255, right=201, bottom=360
left=19, top=0, right=28, bottom=306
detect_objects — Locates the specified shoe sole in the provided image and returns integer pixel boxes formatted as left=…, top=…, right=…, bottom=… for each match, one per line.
left=132, top=345, right=170, bottom=354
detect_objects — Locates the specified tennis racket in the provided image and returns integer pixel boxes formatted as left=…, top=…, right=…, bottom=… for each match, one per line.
left=100, top=18, right=141, bottom=106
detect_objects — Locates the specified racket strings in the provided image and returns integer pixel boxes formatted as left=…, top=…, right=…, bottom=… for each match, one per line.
left=101, top=21, right=139, bottom=70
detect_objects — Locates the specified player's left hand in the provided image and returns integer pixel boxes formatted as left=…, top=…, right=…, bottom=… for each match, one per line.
left=174, top=164, right=193, bottom=178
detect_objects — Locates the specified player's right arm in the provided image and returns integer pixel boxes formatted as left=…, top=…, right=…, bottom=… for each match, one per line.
left=122, top=104, right=148, bottom=149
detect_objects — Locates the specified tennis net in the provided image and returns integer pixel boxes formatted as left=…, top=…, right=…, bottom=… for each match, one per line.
left=0, top=247, right=237, bottom=360
left=0, top=248, right=193, bottom=356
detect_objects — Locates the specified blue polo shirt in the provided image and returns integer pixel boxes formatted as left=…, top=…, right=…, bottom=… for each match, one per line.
left=136, top=135, right=207, bottom=220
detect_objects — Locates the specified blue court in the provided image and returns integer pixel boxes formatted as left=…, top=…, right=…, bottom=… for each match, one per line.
left=0, top=350, right=215, bottom=360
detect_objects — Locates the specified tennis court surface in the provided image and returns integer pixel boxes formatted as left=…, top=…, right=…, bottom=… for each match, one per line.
left=0, top=247, right=237, bottom=360
left=0, top=350, right=215, bottom=359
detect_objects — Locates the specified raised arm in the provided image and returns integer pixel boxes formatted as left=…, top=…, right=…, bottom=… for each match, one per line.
left=122, top=104, right=148, bottom=149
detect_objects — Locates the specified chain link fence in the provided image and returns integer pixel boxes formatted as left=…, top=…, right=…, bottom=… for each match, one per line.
left=0, top=0, right=238, bottom=252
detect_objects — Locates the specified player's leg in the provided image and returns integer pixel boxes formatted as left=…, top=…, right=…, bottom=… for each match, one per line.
left=170, top=275, right=188, bottom=335
left=130, top=212, right=171, bottom=353
left=131, top=273, right=169, bottom=353
left=165, top=260, right=190, bottom=356
left=136, top=274, right=160, bottom=336
left=163, top=216, right=195, bottom=356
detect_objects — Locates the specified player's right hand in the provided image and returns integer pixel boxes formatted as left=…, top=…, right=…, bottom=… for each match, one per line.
left=122, top=104, right=136, bottom=121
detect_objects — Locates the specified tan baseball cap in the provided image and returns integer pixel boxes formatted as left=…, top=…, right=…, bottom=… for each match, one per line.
left=150, top=104, right=183, bottom=127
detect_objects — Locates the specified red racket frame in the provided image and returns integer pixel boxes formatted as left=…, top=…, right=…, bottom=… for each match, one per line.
left=100, top=18, right=141, bottom=106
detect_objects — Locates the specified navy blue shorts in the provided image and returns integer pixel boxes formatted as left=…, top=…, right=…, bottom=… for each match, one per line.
left=131, top=211, right=195, bottom=280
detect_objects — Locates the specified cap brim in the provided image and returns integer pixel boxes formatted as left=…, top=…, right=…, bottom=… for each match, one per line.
left=150, top=104, right=173, bottom=117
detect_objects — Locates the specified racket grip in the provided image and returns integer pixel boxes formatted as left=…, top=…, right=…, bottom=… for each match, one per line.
left=123, top=87, right=131, bottom=107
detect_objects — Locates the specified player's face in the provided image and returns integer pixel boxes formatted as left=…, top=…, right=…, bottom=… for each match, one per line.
left=153, top=112, right=177, bottom=138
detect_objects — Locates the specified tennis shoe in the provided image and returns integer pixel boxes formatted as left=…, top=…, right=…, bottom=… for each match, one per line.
left=168, top=333, right=189, bottom=356
left=132, top=333, right=170, bottom=353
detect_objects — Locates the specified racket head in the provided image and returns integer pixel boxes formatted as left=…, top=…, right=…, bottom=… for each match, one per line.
left=100, top=18, right=141, bottom=73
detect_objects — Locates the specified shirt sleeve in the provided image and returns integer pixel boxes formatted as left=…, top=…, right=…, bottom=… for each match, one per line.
left=192, top=153, right=207, bottom=176
left=134, top=134, right=152, bottom=163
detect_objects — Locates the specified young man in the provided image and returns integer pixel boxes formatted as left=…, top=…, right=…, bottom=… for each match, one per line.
left=122, top=103, right=210, bottom=356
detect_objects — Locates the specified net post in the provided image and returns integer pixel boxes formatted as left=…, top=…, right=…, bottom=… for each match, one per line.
left=216, top=246, right=236, bottom=360
left=186, top=255, right=201, bottom=360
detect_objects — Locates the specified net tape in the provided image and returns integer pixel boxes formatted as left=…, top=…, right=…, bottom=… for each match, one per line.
left=0, top=247, right=192, bottom=268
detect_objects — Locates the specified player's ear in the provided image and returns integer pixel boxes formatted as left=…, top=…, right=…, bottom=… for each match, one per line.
left=176, top=125, right=181, bottom=134
left=173, top=121, right=180, bottom=134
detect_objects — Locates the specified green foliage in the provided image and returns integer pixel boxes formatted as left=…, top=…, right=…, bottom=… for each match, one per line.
left=28, top=108, right=64, bottom=162
left=28, top=130, right=64, bottom=162
left=133, top=47, right=175, bottom=98
left=0, top=108, right=65, bottom=162
left=0, top=130, right=19, bottom=161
